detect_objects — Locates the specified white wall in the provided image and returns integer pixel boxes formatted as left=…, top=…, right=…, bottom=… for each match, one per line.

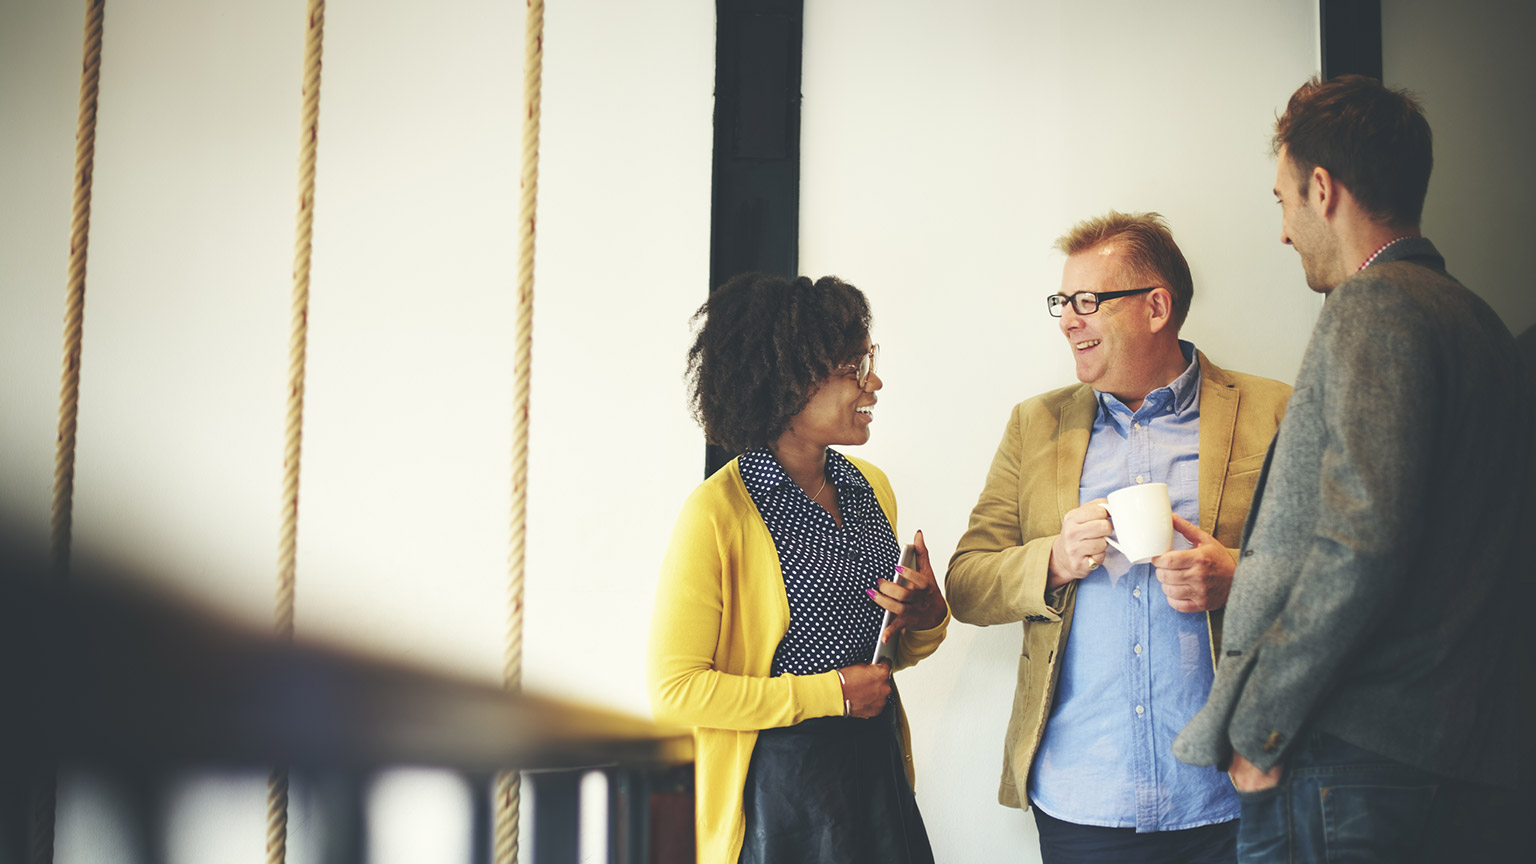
left=9, top=1, right=1529, bottom=862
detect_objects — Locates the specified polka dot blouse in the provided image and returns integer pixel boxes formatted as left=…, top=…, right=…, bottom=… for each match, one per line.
left=738, top=448, right=900, bottom=677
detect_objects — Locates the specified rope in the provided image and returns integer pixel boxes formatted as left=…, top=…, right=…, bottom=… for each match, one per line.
left=496, top=1, right=544, bottom=861
left=269, top=2, right=325, bottom=862
left=51, top=0, right=106, bottom=580
left=37, top=3, right=108, bottom=861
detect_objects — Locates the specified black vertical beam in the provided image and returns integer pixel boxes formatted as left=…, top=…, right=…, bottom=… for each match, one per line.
left=1321, top=0, right=1382, bottom=81
left=122, top=775, right=169, bottom=864
left=0, top=769, right=25, bottom=864
left=310, top=772, right=368, bottom=864
left=530, top=770, right=583, bottom=864
left=705, top=0, right=805, bottom=478
left=605, top=770, right=640, bottom=864
left=468, top=773, right=493, bottom=864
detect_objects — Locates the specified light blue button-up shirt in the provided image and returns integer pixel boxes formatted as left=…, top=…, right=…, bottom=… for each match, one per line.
left=1028, top=341, right=1239, bottom=832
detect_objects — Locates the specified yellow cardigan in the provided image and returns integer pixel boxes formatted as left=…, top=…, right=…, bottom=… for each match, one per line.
left=647, top=454, right=949, bottom=864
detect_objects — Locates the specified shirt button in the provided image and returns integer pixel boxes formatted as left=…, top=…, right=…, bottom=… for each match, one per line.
left=1133, top=422, right=1142, bottom=430
left=1133, top=644, right=1143, bottom=655
left=1136, top=475, right=1145, bottom=484
left=1135, top=705, right=1145, bottom=716
left=1133, top=588, right=1141, bottom=598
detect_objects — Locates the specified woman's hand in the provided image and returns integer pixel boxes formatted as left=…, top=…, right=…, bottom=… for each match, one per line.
left=838, top=662, right=892, bottom=718
left=869, top=529, right=949, bottom=646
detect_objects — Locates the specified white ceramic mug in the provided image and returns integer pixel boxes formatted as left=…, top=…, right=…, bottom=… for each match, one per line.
left=1104, top=482, right=1174, bottom=564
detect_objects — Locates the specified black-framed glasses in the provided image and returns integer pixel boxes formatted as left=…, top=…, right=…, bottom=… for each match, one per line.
left=837, top=344, right=879, bottom=389
left=1046, top=287, right=1156, bottom=317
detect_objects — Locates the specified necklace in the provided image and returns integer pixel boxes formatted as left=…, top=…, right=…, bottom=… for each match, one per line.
left=808, top=476, right=827, bottom=500
left=1357, top=235, right=1414, bottom=272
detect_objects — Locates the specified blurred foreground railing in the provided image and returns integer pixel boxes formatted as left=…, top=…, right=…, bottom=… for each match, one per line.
left=0, top=553, right=693, bottom=864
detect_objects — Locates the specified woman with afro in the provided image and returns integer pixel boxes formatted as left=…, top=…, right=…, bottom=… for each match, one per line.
left=647, top=272, right=948, bottom=863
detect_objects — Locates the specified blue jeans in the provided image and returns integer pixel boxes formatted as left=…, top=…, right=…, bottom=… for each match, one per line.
left=1235, top=732, right=1444, bottom=863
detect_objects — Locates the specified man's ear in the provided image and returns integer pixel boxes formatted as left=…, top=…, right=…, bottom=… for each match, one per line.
left=1312, top=165, right=1337, bottom=218
left=1147, top=286, right=1175, bottom=334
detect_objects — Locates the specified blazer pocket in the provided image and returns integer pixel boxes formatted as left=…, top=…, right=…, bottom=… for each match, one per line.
left=1217, top=459, right=1266, bottom=541
left=1227, top=451, right=1269, bottom=476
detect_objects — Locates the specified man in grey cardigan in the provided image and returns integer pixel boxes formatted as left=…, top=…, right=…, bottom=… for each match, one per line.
left=1172, top=75, right=1529, bottom=861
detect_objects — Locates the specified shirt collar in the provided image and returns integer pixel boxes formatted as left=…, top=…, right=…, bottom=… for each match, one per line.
left=823, top=449, right=870, bottom=492
left=1096, top=340, right=1202, bottom=422
left=739, top=447, right=869, bottom=498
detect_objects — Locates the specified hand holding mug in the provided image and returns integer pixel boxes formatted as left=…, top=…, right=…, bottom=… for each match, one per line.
left=1150, top=513, right=1235, bottom=613
left=1048, top=499, right=1112, bottom=589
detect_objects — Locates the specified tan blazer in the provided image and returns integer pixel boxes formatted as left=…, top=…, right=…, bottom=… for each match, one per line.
left=946, top=350, right=1290, bottom=809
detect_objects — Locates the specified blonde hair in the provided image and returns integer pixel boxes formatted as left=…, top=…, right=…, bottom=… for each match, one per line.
left=1054, top=210, right=1193, bottom=329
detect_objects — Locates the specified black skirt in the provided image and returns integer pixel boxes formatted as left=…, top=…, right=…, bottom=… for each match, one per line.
left=738, top=700, right=935, bottom=864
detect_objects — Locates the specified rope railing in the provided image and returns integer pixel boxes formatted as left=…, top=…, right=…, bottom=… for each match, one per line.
left=269, top=1, right=326, bottom=862
left=40, top=2, right=109, bottom=862
left=496, top=1, right=545, bottom=861
left=50, top=0, right=107, bottom=586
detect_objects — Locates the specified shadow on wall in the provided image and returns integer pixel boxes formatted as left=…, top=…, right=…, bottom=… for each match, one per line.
left=1520, top=325, right=1536, bottom=394
left=1513, top=323, right=1536, bottom=528
left=1519, top=323, right=1536, bottom=825
left=1522, top=324, right=1536, bottom=481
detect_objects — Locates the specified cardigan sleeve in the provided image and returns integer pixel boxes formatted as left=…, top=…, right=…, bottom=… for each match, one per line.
left=893, top=610, right=951, bottom=670
left=646, top=485, right=843, bottom=731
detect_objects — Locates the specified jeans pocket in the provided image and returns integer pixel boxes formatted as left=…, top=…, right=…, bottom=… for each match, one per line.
left=1235, top=780, right=1290, bottom=863
left=1319, top=781, right=1438, bottom=862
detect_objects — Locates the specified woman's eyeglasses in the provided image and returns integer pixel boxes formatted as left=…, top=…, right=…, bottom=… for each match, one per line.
left=837, top=344, right=879, bottom=389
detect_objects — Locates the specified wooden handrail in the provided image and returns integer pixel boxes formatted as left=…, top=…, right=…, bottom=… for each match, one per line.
left=0, top=542, right=693, bottom=863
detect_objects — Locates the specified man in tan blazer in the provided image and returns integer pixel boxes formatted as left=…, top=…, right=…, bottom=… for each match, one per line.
left=947, top=211, right=1291, bottom=863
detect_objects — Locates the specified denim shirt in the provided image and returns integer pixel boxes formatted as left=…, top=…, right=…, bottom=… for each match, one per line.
left=1029, top=341, right=1240, bottom=831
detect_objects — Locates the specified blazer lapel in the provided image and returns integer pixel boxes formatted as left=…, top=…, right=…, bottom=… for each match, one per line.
left=1056, top=386, right=1098, bottom=517
left=1196, top=354, right=1239, bottom=534
left=1239, top=437, right=1278, bottom=545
